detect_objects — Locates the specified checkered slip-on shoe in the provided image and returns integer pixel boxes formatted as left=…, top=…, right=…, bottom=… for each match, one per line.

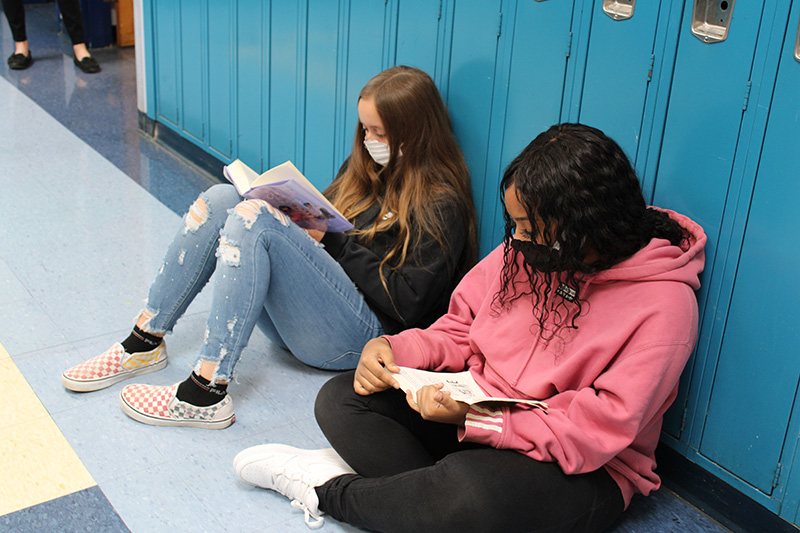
left=119, top=383, right=235, bottom=429
left=62, top=342, right=168, bottom=392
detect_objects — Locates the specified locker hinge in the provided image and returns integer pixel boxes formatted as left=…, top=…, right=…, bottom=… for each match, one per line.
left=647, top=54, right=655, bottom=81
left=772, top=463, right=783, bottom=489
left=437, top=0, right=442, bottom=21
left=497, top=11, right=503, bottom=37
left=679, top=407, right=688, bottom=434
left=566, top=32, right=573, bottom=58
left=742, top=81, right=752, bottom=111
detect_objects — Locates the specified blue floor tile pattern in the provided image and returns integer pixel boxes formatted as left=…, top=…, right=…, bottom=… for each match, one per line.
left=0, top=487, right=130, bottom=533
left=0, top=4, right=732, bottom=532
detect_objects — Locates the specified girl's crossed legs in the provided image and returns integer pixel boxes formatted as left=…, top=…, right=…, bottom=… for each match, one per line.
left=310, top=372, right=624, bottom=532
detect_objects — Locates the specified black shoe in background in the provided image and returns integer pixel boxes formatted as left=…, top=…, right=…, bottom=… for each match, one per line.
left=74, top=55, right=101, bottom=74
left=7, top=51, right=33, bottom=70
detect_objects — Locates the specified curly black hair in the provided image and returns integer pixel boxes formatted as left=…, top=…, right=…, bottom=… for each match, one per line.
left=494, top=123, right=687, bottom=336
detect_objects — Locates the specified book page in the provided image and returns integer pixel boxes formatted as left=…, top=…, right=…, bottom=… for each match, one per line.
left=223, top=159, right=261, bottom=196
left=394, top=367, right=548, bottom=410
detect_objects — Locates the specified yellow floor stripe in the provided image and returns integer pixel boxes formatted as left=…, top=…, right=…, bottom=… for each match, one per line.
left=0, top=343, right=96, bottom=516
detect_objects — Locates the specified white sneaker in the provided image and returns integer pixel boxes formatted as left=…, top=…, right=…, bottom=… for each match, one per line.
left=233, top=444, right=355, bottom=529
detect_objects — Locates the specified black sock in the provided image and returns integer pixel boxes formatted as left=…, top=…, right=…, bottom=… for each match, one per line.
left=121, top=325, right=162, bottom=354
left=176, top=372, right=228, bottom=407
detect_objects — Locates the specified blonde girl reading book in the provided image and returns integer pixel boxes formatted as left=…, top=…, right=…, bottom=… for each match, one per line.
left=61, top=66, right=478, bottom=430
left=233, top=123, right=707, bottom=532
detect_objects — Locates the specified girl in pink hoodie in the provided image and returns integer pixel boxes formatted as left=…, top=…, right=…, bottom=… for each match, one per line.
left=233, top=123, right=707, bottom=532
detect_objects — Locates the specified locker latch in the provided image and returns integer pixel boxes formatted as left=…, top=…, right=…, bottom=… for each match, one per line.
left=691, top=0, right=736, bottom=43
left=602, top=0, right=635, bottom=21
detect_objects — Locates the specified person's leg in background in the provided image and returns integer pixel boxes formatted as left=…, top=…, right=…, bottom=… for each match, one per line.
left=55, top=0, right=100, bottom=72
left=2, top=0, right=33, bottom=69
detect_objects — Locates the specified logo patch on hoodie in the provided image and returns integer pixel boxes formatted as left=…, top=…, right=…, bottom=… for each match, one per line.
left=556, top=283, right=577, bottom=302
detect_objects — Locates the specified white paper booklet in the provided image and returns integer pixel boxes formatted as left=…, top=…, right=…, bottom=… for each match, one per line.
left=394, top=367, right=548, bottom=411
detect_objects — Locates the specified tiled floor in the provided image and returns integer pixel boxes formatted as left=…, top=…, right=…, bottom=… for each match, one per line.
left=0, top=4, right=732, bottom=532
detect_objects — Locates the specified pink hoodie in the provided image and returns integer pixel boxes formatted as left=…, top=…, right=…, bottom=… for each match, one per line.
left=385, top=210, right=706, bottom=507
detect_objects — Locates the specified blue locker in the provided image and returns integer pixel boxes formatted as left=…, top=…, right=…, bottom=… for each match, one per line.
left=303, top=0, right=342, bottom=184
left=651, top=1, right=767, bottom=441
left=481, top=0, right=574, bottom=253
left=207, top=0, right=234, bottom=160
left=576, top=1, right=663, bottom=165
left=180, top=0, right=205, bottom=143
left=698, top=0, right=800, bottom=506
left=236, top=0, right=267, bottom=169
left=338, top=0, right=386, bottom=167
left=394, top=0, right=442, bottom=76
left=442, top=0, right=502, bottom=256
left=268, top=2, right=302, bottom=169
left=153, top=0, right=180, bottom=128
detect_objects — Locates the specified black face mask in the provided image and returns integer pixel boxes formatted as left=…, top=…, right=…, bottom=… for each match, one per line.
left=510, top=238, right=563, bottom=273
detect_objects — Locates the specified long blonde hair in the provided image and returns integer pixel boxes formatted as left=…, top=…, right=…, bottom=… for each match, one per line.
left=325, top=66, right=477, bottom=294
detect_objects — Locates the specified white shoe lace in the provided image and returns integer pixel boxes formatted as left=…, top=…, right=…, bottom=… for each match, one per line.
left=273, top=470, right=325, bottom=529
left=291, top=499, right=324, bottom=529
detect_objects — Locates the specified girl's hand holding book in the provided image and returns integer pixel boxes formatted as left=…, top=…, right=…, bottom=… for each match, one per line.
left=406, top=383, right=469, bottom=425
left=354, top=337, right=401, bottom=396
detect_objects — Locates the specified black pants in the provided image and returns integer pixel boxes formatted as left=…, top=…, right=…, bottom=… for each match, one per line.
left=314, top=372, right=625, bottom=533
left=2, top=0, right=85, bottom=44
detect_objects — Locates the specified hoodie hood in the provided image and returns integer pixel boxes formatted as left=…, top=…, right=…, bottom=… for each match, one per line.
left=588, top=209, right=706, bottom=290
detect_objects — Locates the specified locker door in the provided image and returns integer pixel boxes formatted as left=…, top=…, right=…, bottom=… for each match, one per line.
left=578, top=1, right=662, bottom=164
left=395, top=0, right=443, bottom=76
left=651, top=1, right=766, bottom=439
left=154, top=0, right=180, bottom=128
left=699, top=2, right=800, bottom=499
left=443, top=0, right=503, bottom=255
left=303, top=0, right=342, bottom=185
left=207, top=0, right=234, bottom=160
left=180, top=0, right=205, bottom=143
left=337, top=0, right=387, bottom=167
left=480, top=0, right=574, bottom=254
left=652, top=2, right=764, bottom=276
left=236, top=0, right=268, bottom=169
left=268, top=1, right=302, bottom=168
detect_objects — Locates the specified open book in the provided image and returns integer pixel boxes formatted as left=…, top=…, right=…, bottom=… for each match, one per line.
left=223, top=159, right=353, bottom=233
left=393, top=367, right=548, bottom=411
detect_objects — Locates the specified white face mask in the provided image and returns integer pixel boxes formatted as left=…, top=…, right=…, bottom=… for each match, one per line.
left=363, top=139, right=391, bottom=166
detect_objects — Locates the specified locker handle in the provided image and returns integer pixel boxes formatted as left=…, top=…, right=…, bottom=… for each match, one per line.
left=603, top=0, right=635, bottom=21
left=795, top=12, right=800, bottom=63
left=691, top=0, right=735, bottom=43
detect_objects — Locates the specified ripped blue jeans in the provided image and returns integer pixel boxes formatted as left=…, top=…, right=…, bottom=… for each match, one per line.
left=138, top=184, right=384, bottom=382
